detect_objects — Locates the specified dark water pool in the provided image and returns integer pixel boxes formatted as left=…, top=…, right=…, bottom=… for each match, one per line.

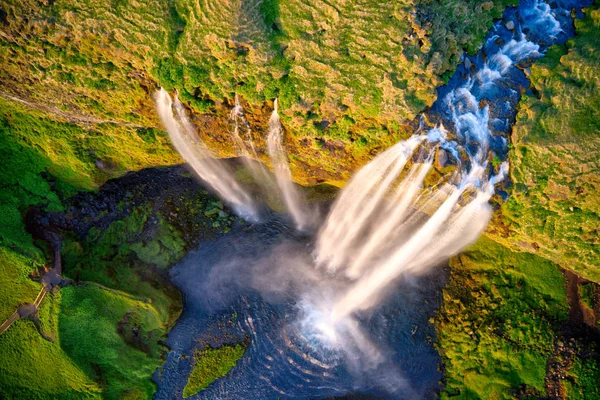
left=153, top=217, right=446, bottom=399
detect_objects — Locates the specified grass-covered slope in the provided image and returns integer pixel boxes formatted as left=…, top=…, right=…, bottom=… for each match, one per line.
left=0, top=0, right=174, bottom=125
left=0, top=82, right=245, bottom=397
left=492, top=5, right=600, bottom=282
left=162, top=0, right=517, bottom=183
left=0, top=95, right=171, bottom=327
left=0, top=97, right=178, bottom=398
left=0, top=291, right=103, bottom=399
left=438, top=8, right=600, bottom=397
left=59, top=285, right=167, bottom=400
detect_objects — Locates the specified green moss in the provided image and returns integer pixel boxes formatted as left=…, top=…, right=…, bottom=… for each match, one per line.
left=0, top=0, right=520, bottom=188
left=436, top=236, right=568, bottom=399
left=565, top=352, right=600, bottom=399
left=129, top=216, right=186, bottom=269
left=62, top=206, right=182, bottom=329
left=183, top=343, right=247, bottom=398
left=0, top=78, right=179, bottom=398
left=578, top=283, right=596, bottom=311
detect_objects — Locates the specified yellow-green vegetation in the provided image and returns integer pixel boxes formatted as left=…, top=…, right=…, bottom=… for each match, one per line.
left=183, top=343, right=247, bottom=398
left=167, top=0, right=516, bottom=123
left=494, top=5, right=600, bottom=282
left=436, top=236, right=569, bottom=399
left=160, top=0, right=517, bottom=183
left=1, top=0, right=599, bottom=398
left=0, top=75, right=178, bottom=397
left=0, top=0, right=174, bottom=125
left=578, top=283, right=596, bottom=311
left=565, top=355, right=600, bottom=400
left=0, top=0, right=518, bottom=186
left=0, top=98, right=106, bottom=398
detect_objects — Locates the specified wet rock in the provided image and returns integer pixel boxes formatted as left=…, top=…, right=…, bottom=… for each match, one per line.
left=505, top=20, right=515, bottom=30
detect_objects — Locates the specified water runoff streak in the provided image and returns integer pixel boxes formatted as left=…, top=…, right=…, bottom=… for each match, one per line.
left=267, top=99, right=316, bottom=231
left=154, top=88, right=259, bottom=220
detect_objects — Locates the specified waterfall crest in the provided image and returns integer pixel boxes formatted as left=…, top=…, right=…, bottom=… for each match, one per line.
left=311, top=0, right=560, bottom=331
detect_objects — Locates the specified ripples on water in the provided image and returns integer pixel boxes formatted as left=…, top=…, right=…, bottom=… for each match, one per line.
left=154, top=218, right=445, bottom=399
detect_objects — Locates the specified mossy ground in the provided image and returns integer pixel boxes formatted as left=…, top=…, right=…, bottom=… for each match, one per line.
left=1, top=0, right=599, bottom=398
left=436, top=6, right=600, bottom=398
left=0, top=86, right=228, bottom=398
left=0, top=0, right=519, bottom=187
left=183, top=343, right=248, bottom=398
left=436, top=237, right=568, bottom=399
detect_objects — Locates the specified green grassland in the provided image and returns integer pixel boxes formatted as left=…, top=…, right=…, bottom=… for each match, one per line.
left=183, top=343, right=247, bottom=398
left=436, top=237, right=569, bottom=399
left=0, top=291, right=103, bottom=399
left=59, top=285, right=166, bottom=400
left=437, top=6, right=600, bottom=398
left=565, top=355, right=600, bottom=400
left=489, top=5, right=600, bottom=283
left=0, top=72, right=248, bottom=397
left=0, top=90, right=182, bottom=398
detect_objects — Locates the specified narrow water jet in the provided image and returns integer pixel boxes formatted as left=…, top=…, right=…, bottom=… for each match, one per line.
left=266, top=99, right=315, bottom=231
left=228, top=94, right=277, bottom=196
left=154, top=88, right=259, bottom=220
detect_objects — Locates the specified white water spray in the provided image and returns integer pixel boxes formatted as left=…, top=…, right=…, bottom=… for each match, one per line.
left=267, top=99, right=315, bottom=230
left=154, top=88, right=259, bottom=220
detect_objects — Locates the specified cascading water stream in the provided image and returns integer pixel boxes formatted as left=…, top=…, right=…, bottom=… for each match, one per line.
left=154, top=88, right=259, bottom=221
left=307, top=0, right=581, bottom=350
left=228, top=95, right=276, bottom=194
left=267, top=99, right=315, bottom=231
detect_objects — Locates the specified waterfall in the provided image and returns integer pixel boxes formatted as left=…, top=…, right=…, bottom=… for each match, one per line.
left=154, top=0, right=576, bottom=369
left=228, top=95, right=277, bottom=196
left=266, top=99, right=315, bottom=231
left=310, top=0, right=564, bottom=332
left=154, top=88, right=259, bottom=221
